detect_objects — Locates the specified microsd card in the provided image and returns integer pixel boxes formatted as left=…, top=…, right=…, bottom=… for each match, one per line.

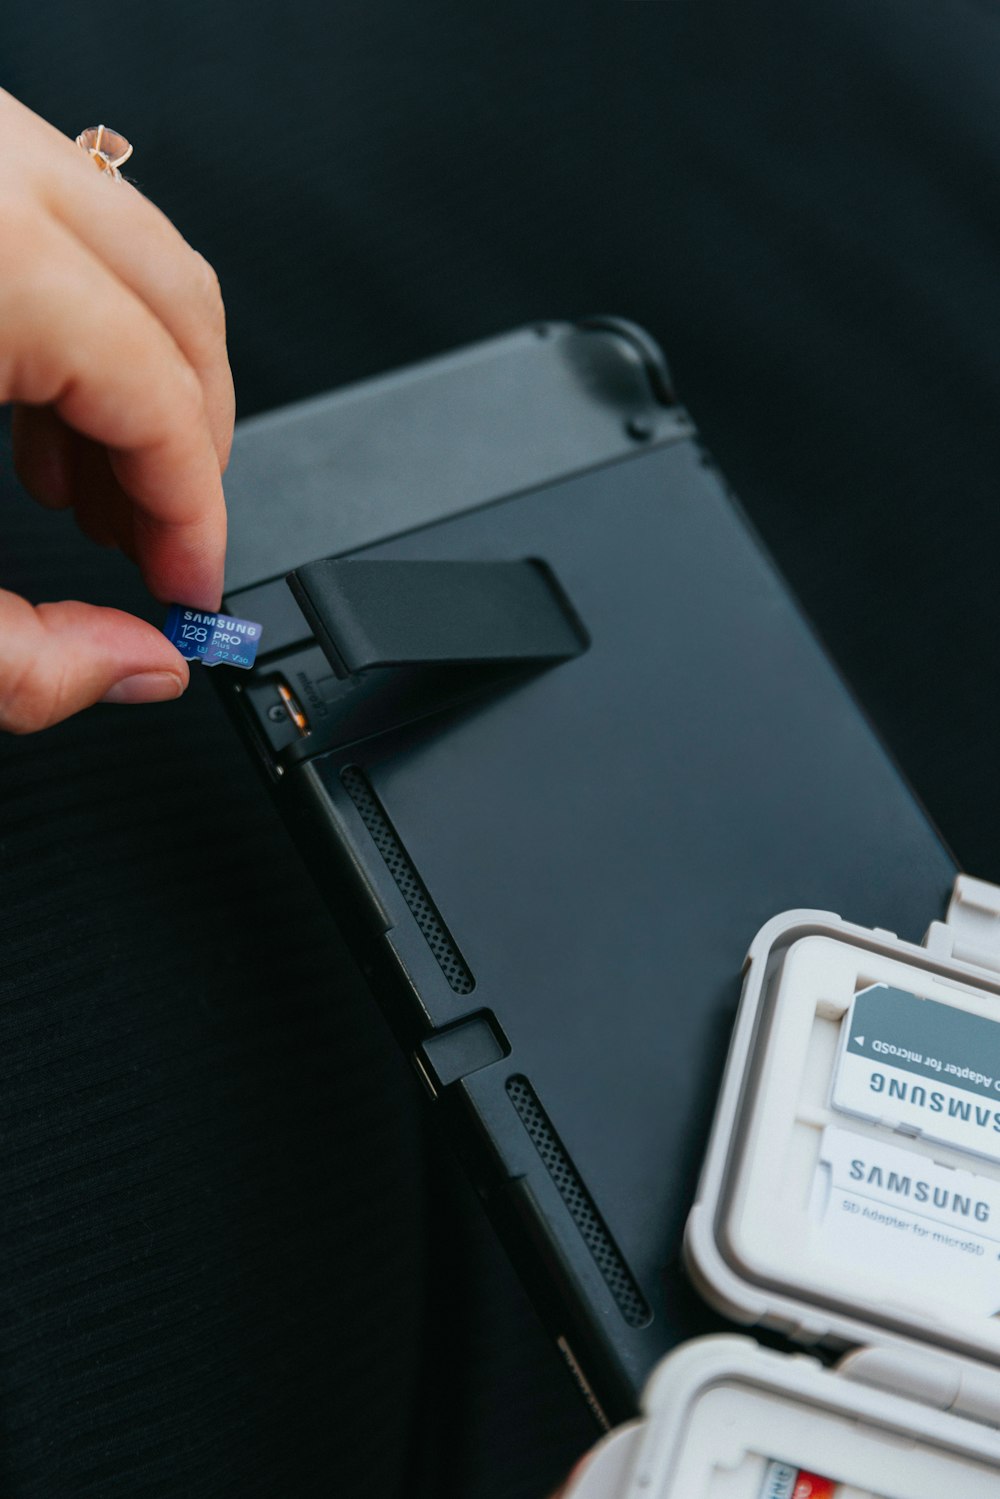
left=164, top=605, right=263, bottom=669
left=758, top=1463, right=837, bottom=1499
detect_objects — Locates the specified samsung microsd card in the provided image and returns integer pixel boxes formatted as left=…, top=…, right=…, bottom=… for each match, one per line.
left=809, top=1125, right=1000, bottom=1317
left=831, top=983, right=1000, bottom=1165
left=163, top=605, right=262, bottom=669
left=758, top=1463, right=837, bottom=1499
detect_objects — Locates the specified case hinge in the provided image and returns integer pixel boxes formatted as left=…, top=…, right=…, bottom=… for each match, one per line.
left=838, top=1345, right=1000, bottom=1427
left=923, top=874, right=1000, bottom=975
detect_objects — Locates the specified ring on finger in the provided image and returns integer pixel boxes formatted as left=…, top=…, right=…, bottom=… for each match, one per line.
left=75, top=124, right=133, bottom=181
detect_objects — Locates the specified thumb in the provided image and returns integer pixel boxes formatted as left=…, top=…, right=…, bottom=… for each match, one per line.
left=0, top=591, right=189, bottom=733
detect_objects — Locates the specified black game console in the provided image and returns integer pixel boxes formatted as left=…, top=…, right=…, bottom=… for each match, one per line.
left=216, top=320, right=956, bottom=1424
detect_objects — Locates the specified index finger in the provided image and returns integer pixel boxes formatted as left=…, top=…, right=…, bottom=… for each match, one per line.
left=3, top=211, right=227, bottom=608
left=50, top=171, right=235, bottom=473
left=0, top=87, right=234, bottom=472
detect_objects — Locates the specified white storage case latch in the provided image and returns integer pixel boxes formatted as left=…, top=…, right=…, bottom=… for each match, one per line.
left=925, top=874, right=1000, bottom=974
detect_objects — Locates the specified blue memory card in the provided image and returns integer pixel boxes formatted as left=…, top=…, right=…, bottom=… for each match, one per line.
left=163, top=604, right=263, bottom=669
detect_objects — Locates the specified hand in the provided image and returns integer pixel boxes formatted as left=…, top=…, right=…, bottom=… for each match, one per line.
left=0, top=89, right=233, bottom=732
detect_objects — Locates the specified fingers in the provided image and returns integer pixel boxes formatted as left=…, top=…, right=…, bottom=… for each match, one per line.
left=43, top=167, right=235, bottom=471
left=0, top=88, right=232, bottom=608
left=0, top=90, right=233, bottom=470
left=62, top=432, right=140, bottom=559
left=10, top=404, right=77, bottom=511
left=0, top=90, right=224, bottom=733
left=0, top=210, right=227, bottom=608
left=0, top=590, right=188, bottom=734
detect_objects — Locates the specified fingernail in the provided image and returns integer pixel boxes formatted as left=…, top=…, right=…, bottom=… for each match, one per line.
left=101, top=671, right=186, bottom=705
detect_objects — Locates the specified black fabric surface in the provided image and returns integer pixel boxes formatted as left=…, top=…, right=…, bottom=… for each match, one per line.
left=1, top=1, right=1000, bottom=1494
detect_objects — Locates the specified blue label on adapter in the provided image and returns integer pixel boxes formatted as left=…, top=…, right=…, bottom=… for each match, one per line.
left=163, top=605, right=262, bottom=669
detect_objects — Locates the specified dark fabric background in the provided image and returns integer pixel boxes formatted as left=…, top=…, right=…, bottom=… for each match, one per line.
left=1, top=1, right=1000, bottom=1493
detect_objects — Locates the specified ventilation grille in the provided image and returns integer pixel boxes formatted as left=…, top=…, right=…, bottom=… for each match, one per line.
left=341, top=766, right=474, bottom=995
left=506, top=1076, right=651, bottom=1328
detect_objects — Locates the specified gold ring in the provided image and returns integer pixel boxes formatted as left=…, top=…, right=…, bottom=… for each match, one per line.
left=75, top=124, right=133, bottom=180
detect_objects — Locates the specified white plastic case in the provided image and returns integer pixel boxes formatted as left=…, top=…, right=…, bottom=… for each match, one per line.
left=566, top=875, right=1000, bottom=1497
left=567, top=1334, right=1000, bottom=1497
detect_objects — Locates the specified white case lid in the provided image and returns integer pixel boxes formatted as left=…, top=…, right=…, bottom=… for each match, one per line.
left=566, top=1335, right=1000, bottom=1498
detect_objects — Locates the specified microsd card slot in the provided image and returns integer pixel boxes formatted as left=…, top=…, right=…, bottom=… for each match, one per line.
left=240, top=644, right=361, bottom=760
left=243, top=675, right=312, bottom=749
left=276, top=681, right=310, bottom=736
left=240, top=644, right=542, bottom=770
